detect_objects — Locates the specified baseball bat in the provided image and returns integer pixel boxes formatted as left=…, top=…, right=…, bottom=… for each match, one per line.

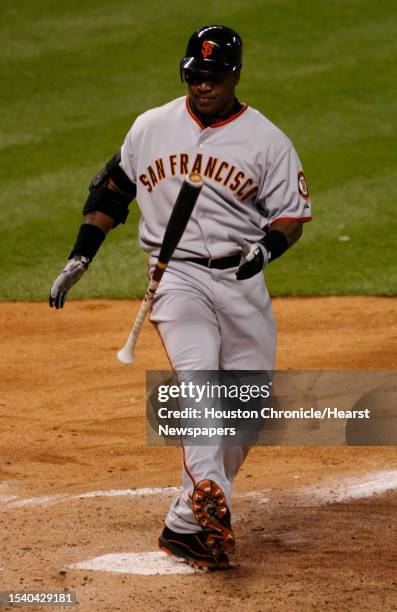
left=117, top=172, right=203, bottom=364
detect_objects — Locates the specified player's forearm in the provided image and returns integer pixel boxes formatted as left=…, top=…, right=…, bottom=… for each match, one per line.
left=268, top=220, right=303, bottom=248
left=67, top=212, right=113, bottom=262
left=49, top=203, right=115, bottom=309
left=230, top=220, right=304, bottom=280
left=83, top=211, right=115, bottom=234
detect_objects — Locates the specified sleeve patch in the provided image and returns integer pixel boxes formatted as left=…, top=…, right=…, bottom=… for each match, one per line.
left=298, top=171, right=310, bottom=200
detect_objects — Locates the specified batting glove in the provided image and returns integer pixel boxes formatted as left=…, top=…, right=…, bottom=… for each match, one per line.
left=49, top=256, right=89, bottom=309
left=228, top=232, right=269, bottom=280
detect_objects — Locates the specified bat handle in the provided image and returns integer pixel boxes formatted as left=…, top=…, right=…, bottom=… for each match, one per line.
left=117, top=278, right=160, bottom=365
left=117, top=172, right=203, bottom=366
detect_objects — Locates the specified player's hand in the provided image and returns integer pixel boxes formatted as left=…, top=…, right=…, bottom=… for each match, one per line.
left=49, top=256, right=89, bottom=309
left=228, top=232, right=269, bottom=280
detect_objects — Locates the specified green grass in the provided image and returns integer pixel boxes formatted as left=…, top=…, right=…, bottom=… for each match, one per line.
left=0, top=0, right=396, bottom=299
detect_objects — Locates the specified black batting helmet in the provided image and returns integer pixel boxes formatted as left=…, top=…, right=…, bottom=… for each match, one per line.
left=180, top=25, right=243, bottom=82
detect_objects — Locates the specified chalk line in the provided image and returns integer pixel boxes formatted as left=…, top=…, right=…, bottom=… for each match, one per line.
left=2, top=469, right=397, bottom=510
left=297, top=469, right=397, bottom=505
left=2, top=486, right=182, bottom=509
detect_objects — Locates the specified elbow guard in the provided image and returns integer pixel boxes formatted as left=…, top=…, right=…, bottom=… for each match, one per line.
left=83, top=151, right=136, bottom=226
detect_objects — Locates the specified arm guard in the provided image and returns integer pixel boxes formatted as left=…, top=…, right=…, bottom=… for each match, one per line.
left=83, top=151, right=136, bottom=226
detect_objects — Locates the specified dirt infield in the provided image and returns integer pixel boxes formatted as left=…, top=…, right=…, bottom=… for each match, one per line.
left=0, top=298, right=396, bottom=611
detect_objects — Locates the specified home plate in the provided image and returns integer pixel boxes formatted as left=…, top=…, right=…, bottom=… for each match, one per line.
left=67, top=551, right=196, bottom=575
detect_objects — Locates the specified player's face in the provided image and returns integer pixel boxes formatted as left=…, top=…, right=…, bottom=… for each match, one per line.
left=186, top=70, right=240, bottom=116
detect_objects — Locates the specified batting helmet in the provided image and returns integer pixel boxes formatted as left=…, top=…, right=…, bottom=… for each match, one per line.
left=180, top=25, right=243, bottom=82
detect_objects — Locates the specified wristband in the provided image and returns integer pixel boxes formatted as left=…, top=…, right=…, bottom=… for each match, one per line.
left=68, top=223, right=106, bottom=263
left=260, top=230, right=288, bottom=262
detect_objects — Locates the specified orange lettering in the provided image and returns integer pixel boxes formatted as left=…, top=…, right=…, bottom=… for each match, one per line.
left=139, top=174, right=152, bottom=193
left=204, top=157, right=218, bottom=178
left=191, top=153, right=203, bottom=174
left=241, top=186, right=259, bottom=201
left=180, top=154, right=189, bottom=175
left=230, top=171, right=245, bottom=192
left=214, top=161, right=229, bottom=183
left=155, top=158, right=166, bottom=181
left=148, top=165, right=158, bottom=186
left=223, top=165, right=235, bottom=186
left=169, top=155, right=177, bottom=176
left=237, top=178, right=253, bottom=198
left=202, top=41, right=215, bottom=58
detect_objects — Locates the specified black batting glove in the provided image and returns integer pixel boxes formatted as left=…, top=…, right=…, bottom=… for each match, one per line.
left=228, top=232, right=269, bottom=280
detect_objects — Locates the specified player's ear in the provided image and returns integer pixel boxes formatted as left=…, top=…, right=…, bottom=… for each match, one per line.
left=232, top=69, right=241, bottom=86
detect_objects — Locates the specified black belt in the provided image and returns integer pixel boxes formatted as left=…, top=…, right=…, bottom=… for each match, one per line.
left=181, top=254, right=241, bottom=269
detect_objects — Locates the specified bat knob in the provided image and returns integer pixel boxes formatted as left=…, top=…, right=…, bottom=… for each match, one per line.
left=117, top=347, right=135, bottom=365
left=186, top=172, right=203, bottom=187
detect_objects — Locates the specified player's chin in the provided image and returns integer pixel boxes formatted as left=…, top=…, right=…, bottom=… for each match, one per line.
left=192, top=97, right=219, bottom=115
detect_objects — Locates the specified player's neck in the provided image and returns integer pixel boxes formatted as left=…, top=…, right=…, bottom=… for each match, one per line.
left=188, top=97, right=243, bottom=127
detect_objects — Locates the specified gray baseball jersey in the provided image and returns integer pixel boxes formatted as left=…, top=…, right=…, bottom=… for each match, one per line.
left=120, top=95, right=311, bottom=534
left=120, top=96, right=311, bottom=259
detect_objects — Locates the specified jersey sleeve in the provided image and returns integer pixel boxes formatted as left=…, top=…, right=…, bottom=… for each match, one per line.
left=120, top=121, right=138, bottom=184
left=257, top=142, right=312, bottom=225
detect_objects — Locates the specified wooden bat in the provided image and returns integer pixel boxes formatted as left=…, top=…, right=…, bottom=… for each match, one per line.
left=117, top=172, right=203, bottom=364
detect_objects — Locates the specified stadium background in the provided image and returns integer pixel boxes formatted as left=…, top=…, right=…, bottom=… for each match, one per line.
left=1, top=0, right=396, bottom=299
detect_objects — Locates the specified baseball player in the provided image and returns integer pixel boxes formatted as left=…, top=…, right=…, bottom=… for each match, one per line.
left=49, top=25, right=311, bottom=570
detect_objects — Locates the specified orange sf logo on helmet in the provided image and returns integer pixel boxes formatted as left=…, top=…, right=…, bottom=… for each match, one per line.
left=202, top=41, right=215, bottom=57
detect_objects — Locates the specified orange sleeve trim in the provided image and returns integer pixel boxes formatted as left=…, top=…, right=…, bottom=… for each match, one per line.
left=269, top=216, right=312, bottom=226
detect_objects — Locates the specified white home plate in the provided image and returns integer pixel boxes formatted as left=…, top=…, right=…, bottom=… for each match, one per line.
left=67, top=551, right=196, bottom=575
